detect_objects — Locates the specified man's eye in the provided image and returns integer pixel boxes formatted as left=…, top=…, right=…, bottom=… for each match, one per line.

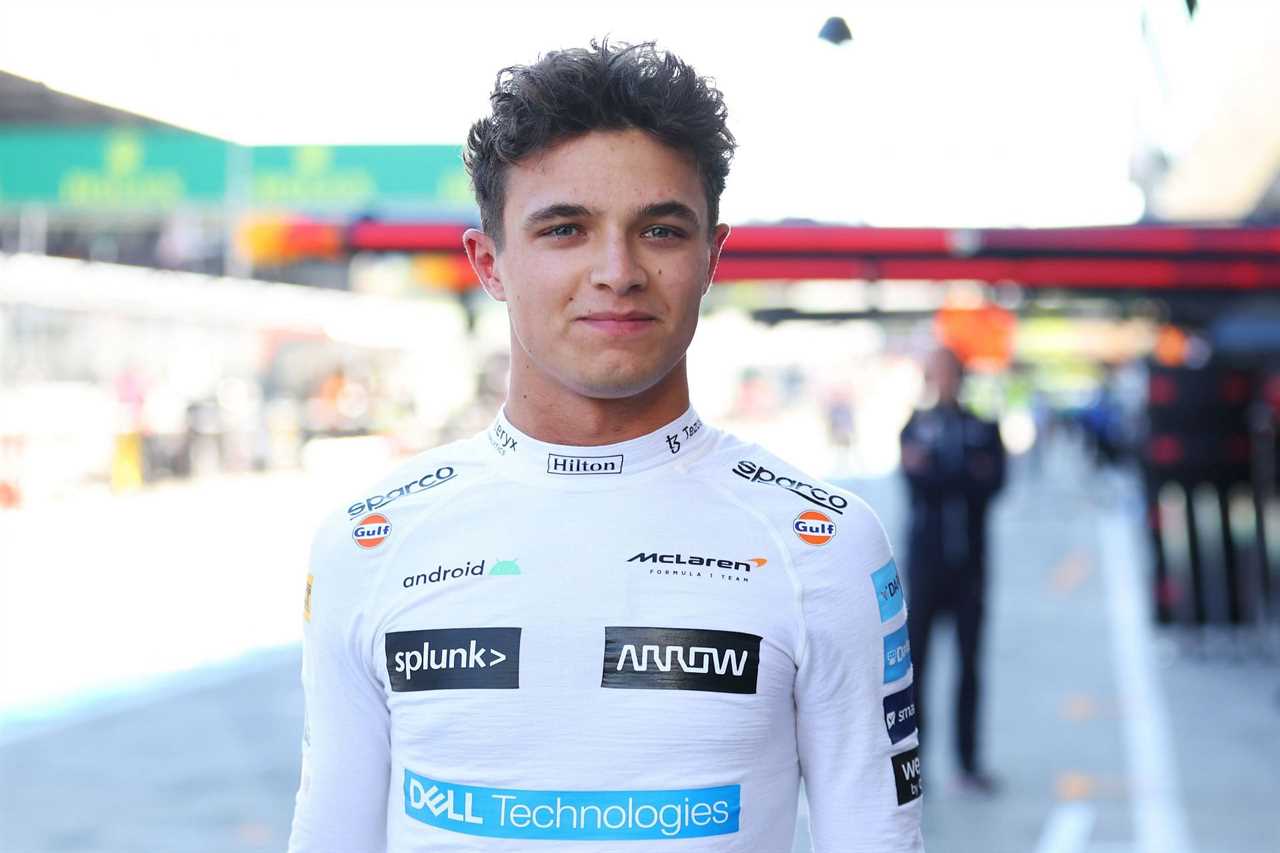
left=544, top=224, right=580, bottom=238
left=644, top=225, right=685, bottom=240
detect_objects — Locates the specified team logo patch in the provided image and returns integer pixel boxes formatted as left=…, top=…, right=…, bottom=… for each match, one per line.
left=602, top=627, right=762, bottom=694
left=403, top=770, right=740, bottom=840
left=793, top=510, right=836, bottom=546
left=883, top=684, right=917, bottom=744
left=352, top=513, right=392, bottom=549
left=891, top=746, right=924, bottom=805
left=883, top=623, right=912, bottom=683
left=386, top=627, right=522, bottom=692
left=871, top=559, right=905, bottom=622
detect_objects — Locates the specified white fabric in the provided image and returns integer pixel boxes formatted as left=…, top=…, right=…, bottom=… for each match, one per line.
left=288, top=407, right=924, bottom=852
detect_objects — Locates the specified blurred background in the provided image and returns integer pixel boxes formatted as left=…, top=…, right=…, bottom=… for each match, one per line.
left=1, top=1, right=1278, bottom=851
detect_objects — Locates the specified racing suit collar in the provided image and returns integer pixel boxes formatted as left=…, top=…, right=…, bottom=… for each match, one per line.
left=485, top=406, right=710, bottom=481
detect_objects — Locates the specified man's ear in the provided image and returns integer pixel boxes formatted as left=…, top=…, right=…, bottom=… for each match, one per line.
left=463, top=228, right=506, bottom=302
left=704, top=223, right=732, bottom=294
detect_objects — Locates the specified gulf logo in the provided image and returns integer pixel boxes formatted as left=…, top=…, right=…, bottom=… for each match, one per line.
left=793, top=510, right=836, bottom=546
left=352, top=513, right=392, bottom=549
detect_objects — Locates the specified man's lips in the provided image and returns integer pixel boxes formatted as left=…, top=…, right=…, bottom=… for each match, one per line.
left=577, top=311, right=658, bottom=335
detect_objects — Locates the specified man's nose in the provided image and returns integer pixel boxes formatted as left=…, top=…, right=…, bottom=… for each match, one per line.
left=591, top=232, right=647, bottom=294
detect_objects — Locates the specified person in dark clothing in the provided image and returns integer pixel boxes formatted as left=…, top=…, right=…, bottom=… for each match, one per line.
left=900, top=347, right=1006, bottom=793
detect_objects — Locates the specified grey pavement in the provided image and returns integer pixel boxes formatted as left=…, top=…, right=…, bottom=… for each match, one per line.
left=2, top=443, right=1277, bottom=853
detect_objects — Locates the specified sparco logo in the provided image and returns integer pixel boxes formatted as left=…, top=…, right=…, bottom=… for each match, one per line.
left=489, top=423, right=518, bottom=456
left=386, top=627, right=521, bottom=691
left=731, top=460, right=849, bottom=514
left=547, top=453, right=624, bottom=475
left=348, top=465, right=457, bottom=518
left=602, top=627, right=762, bottom=694
left=627, top=552, right=767, bottom=572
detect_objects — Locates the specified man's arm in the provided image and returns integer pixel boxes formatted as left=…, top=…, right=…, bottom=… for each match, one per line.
left=288, top=527, right=391, bottom=853
left=795, top=502, right=925, bottom=852
left=900, top=414, right=960, bottom=499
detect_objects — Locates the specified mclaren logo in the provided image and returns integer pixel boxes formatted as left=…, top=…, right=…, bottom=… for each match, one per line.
left=627, top=552, right=767, bottom=572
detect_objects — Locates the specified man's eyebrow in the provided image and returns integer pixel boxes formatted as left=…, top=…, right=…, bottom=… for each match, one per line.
left=638, top=200, right=700, bottom=226
left=523, top=203, right=593, bottom=229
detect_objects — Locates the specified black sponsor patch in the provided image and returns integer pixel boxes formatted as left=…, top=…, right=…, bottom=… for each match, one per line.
left=602, top=627, right=762, bottom=694
left=386, top=627, right=521, bottom=692
left=883, top=684, right=917, bottom=744
left=891, top=746, right=923, bottom=805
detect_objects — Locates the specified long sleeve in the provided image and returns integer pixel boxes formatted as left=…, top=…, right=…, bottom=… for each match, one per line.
left=288, top=522, right=391, bottom=853
left=795, top=500, right=925, bottom=852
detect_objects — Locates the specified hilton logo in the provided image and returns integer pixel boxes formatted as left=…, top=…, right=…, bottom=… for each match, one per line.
left=546, top=453, right=624, bottom=475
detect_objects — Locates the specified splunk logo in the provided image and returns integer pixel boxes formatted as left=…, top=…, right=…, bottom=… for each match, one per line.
left=602, top=627, right=762, bottom=694
left=731, top=460, right=849, bottom=514
left=627, top=552, right=766, bottom=573
left=385, top=627, right=521, bottom=691
left=403, top=770, right=740, bottom=841
left=347, top=465, right=457, bottom=518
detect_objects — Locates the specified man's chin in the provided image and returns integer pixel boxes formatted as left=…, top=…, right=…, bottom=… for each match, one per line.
left=564, top=365, right=675, bottom=401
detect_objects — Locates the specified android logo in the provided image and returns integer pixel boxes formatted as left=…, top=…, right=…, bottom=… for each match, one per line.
left=490, top=559, right=521, bottom=576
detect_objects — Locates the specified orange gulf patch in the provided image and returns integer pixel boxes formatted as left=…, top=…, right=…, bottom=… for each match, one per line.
left=793, top=510, right=837, bottom=546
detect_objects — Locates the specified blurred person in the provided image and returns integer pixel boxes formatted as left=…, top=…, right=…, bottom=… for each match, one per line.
left=900, top=347, right=1006, bottom=793
left=288, top=40, right=923, bottom=853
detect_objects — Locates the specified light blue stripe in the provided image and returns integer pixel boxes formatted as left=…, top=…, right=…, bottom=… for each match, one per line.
left=883, top=622, right=912, bottom=683
left=870, top=559, right=905, bottom=622
left=404, top=770, right=740, bottom=840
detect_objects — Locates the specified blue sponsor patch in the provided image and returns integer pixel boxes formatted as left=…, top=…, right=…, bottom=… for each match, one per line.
left=870, top=559, right=905, bottom=622
left=883, top=623, right=912, bottom=683
left=404, top=770, right=740, bottom=841
left=883, top=683, right=917, bottom=744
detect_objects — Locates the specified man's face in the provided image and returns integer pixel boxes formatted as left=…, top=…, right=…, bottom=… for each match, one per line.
left=465, top=128, right=730, bottom=401
left=925, top=349, right=962, bottom=404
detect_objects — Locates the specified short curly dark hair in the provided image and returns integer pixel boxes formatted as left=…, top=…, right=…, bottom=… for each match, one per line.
left=464, top=39, right=735, bottom=248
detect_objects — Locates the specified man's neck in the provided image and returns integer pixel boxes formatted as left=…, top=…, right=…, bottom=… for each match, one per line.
left=503, top=360, right=692, bottom=448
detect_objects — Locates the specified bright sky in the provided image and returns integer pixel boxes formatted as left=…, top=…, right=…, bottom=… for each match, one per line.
left=1, top=0, right=1151, bottom=226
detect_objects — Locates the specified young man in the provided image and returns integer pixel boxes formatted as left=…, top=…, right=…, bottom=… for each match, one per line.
left=289, top=40, right=924, bottom=852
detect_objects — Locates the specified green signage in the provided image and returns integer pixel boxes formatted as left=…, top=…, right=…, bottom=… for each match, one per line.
left=0, top=128, right=474, bottom=214
left=250, top=144, right=472, bottom=211
left=0, top=128, right=228, bottom=208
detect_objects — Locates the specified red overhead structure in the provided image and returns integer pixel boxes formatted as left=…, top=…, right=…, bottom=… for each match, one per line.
left=257, top=220, right=1280, bottom=290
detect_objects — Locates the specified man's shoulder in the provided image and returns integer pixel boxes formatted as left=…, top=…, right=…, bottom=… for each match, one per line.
left=693, top=428, right=889, bottom=565
left=310, top=433, right=488, bottom=564
left=336, top=435, right=486, bottom=523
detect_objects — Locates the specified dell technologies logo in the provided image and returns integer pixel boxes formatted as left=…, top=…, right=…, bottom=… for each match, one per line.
left=602, top=627, right=762, bottom=694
